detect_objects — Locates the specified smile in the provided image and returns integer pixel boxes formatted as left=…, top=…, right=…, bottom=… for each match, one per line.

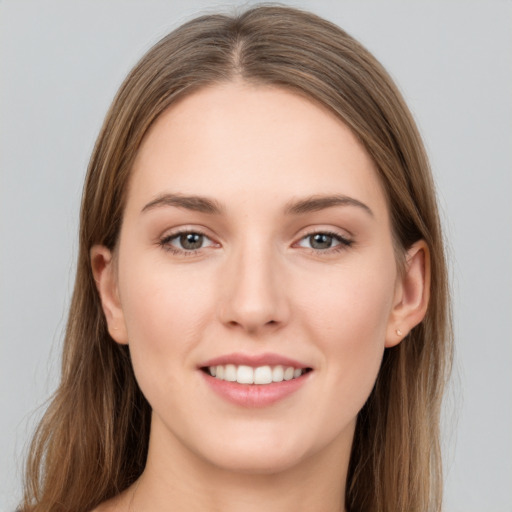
left=205, top=364, right=309, bottom=385
left=199, top=353, right=313, bottom=407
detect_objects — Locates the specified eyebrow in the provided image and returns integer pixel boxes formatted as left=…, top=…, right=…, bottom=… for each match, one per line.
left=141, top=193, right=224, bottom=215
left=141, top=192, right=373, bottom=217
left=285, top=194, right=374, bottom=217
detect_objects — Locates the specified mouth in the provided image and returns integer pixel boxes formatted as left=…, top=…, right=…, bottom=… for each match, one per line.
left=198, top=353, right=313, bottom=407
left=201, top=364, right=312, bottom=385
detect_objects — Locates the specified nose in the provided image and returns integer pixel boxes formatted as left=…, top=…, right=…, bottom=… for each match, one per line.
left=217, top=240, right=290, bottom=334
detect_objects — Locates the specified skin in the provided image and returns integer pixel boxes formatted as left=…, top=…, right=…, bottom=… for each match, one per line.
left=92, top=82, right=429, bottom=512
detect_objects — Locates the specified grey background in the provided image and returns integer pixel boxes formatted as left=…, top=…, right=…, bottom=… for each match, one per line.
left=1, top=1, right=511, bottom=510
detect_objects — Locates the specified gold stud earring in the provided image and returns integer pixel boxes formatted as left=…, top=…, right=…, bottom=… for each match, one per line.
left=396, top=328, right=403, bottom=336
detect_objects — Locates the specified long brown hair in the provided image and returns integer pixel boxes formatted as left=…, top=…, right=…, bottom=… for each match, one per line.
left=20, top=6, right=452, bottom=512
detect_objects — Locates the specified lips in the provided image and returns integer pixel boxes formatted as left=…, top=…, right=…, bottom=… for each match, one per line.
left=199, top=352, right=313, bottom=407
left=201, top=352, right=310, bottom=368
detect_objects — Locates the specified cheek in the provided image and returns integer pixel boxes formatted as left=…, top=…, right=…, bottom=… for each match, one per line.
left=297, top=254, right=396, bottom=398
left=116, top=256, right=216, bottom=393
left=300, top=256, right=395, bottom=340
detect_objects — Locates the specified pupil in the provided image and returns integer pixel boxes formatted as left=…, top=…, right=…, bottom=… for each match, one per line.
left=180, top=233, right=203, bottom=250
left=310, top=233, right=332, bottom=249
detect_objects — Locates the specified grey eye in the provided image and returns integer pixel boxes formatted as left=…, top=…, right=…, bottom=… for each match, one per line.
left=178, top=233, right=204, bottom=250
left=161, top=230, right=217, bottom=253
left=308, top=233, right=335, bottom=249
left=296, top=232, right=351, bottom=251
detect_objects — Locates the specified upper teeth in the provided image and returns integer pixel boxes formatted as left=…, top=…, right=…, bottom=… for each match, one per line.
left=209, top=364, right=304, bottom=385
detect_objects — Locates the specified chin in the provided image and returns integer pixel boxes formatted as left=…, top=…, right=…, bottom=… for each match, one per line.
left=187, top=424, right=322, bottom=476
left=207, top=445, right=307, bottom=475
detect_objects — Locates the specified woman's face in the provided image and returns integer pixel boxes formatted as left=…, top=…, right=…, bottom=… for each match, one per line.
left=95, top=82, right=423, bottom=474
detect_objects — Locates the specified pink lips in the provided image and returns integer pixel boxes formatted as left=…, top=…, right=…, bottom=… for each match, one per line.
left=199, top=352, right=312, bottom=408
left=200, top=352, right=308, bottom=369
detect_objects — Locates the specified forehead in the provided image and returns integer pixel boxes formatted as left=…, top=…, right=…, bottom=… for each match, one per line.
left=128, top=82, right=388, bottom=218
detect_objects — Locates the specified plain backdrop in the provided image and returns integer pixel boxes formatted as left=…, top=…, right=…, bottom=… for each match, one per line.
left=1, top=1, right=511, bottom=510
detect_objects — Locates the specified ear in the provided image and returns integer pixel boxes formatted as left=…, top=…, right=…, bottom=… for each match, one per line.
left=385, top=240, right=430, bottom=348
left=90, top=245, right=128, bottom=345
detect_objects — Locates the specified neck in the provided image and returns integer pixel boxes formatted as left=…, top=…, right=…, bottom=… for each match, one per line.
left=130, top=415, right=352, bottom=512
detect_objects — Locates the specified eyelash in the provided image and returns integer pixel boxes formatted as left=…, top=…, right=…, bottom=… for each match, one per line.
left=158, top=229, right=213, bottom=256
left=158, top=229, right=353, bottom=256
left=297, top=230, right=354, bottom=254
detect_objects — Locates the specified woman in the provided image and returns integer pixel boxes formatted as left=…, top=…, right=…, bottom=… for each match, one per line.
left=19, top=6, right=452, bottom=512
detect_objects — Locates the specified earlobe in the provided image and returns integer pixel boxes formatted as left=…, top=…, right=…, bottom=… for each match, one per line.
left=385, top=240, right=430, bottom=348
left=90, top=245, right=129, bottom=345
